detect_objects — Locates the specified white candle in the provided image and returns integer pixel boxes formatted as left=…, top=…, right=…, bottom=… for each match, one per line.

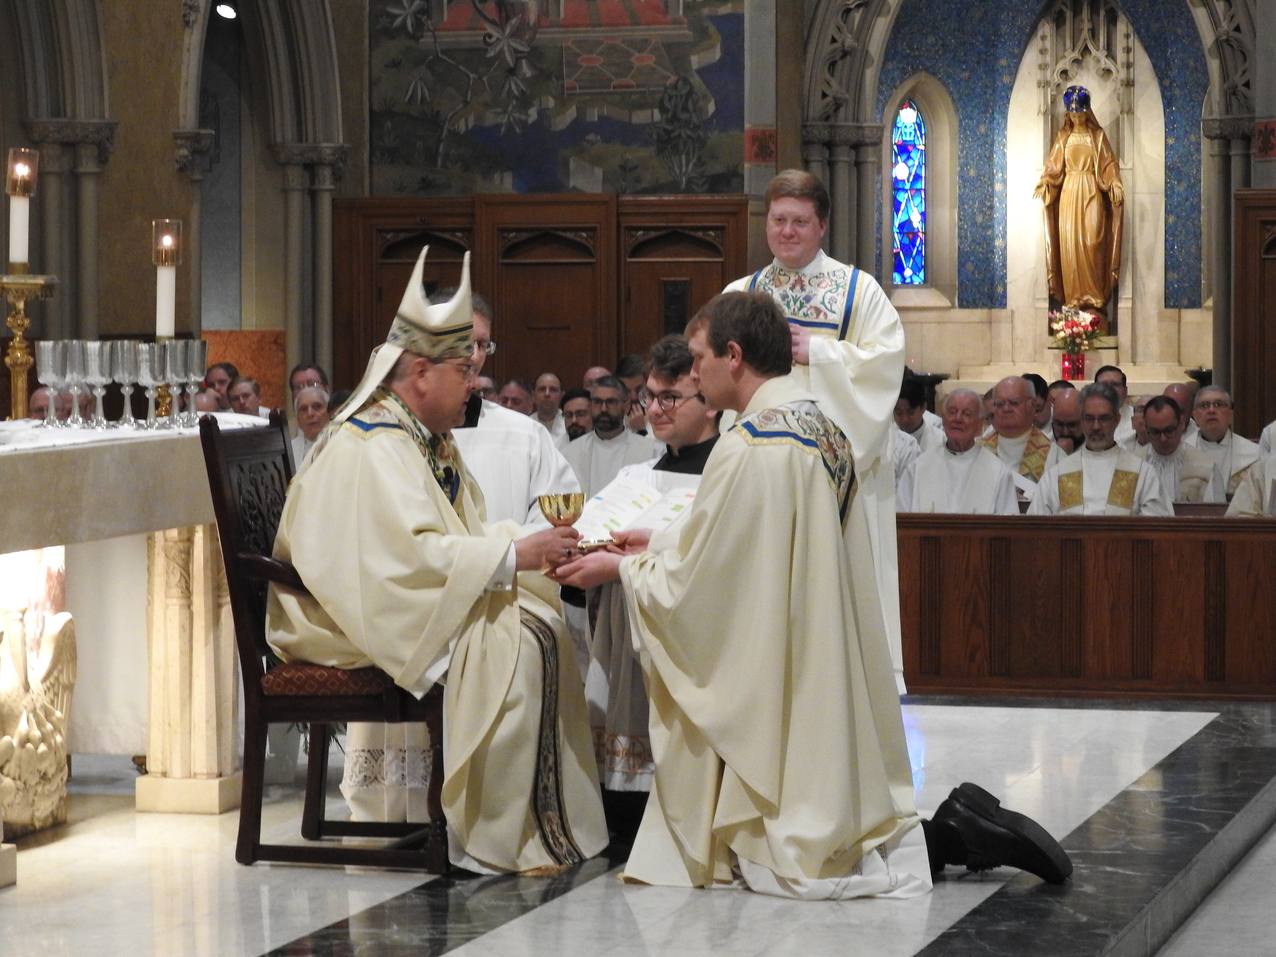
left=156, top=265, right=176, bottom=338
left=8, top=194, right=28, bottom=264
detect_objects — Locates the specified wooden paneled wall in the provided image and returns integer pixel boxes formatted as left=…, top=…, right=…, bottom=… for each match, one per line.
left=333, top=195, right=749, bottom=391
left=1233, top=190, right=1276, bottom=437
left=898, top=514, right=1276, bottom=699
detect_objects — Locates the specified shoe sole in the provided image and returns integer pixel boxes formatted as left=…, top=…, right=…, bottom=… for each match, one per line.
left=951, top=782, right=1073, bottom=882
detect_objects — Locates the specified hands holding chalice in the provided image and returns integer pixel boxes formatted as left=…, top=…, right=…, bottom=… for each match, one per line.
left=525, top=494, right=651, bottom=588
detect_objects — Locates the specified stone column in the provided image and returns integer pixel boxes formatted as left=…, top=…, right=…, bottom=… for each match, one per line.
left=802, top=125, right=830, bottom=255
left=23, top=120, right=117, bottom=340
left=1203, top=117, right=1253, bottom=393
left=827, top=130, right=855, bottom=266
left=135, top=525, right=239, bottom=813
left=173, top=131, right=216, bottom=338
left=855, top=126, right=884, bottom=276
left=35, top=145, right=69, bottom=339
left=274, top=148, right=310, bottom=376
left=309, top=146, right=347, bottom=379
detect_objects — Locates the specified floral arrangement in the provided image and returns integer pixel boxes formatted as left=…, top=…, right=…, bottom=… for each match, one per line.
left=1048, top=306, right=1106, bottom=353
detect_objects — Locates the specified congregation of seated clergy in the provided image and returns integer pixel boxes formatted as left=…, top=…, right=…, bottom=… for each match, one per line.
left=894, top=364, right=1276, bottom=518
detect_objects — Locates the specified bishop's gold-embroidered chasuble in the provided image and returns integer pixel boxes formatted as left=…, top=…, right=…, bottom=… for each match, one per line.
left=726, top=252, right=907, bottom=693
left=618, top=378, right=927, bottom=897
left=266, top=395, right=607, bottom=872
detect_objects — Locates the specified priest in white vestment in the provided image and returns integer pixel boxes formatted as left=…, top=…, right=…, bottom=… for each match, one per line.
left=556, top=292, right=1073, bottom=897
left=1139, top=396, right=1224, bottom=503
left=1225, top=453, right=1276, bottom=516
left=1030, top=382, right=1170, bottom=516
left=1095, top=365, right=1137, bottom=448
left=1049, top=388, right=1085, bottom=454
left=533, top=373, right=570, bottom=452
left=564, top=375, right=655, bottom=496
left=266, top=250, right=606, bottom=873
left=585, top=335, right=720, bottom=844
left=892, top=426, right=919, bottom=511
left=895, top=375, right=943, bottom=454
left=979, top=377, right=1064, bottom=501
left=1190, top=386, right=1260, bottom=497
left=907, top=389, right=1019, bottom=515
left=724, top=169, right=907, bottom=692
left=290, top=385, right=329, bottom=467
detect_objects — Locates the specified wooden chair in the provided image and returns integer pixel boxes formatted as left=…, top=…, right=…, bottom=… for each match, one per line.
left=199, top=411, right=448, bottom=871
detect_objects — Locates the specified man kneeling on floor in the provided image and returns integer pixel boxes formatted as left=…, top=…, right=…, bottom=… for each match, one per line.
left=554, top=291, right=1071, bottom=897
left=266, top=249, right=607, bottom=874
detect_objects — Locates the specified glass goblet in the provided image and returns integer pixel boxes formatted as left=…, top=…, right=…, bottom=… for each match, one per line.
left=184, top=338, right=209, bottom=426
left=112, top=340, right=139, bottom=428
left=160, top=340, right=186, bottom=428
left=34, top=340, right=66, bottom=428
left=83, top=341, right=113, bottom=429
left=64, top=340, right=86, bottom=428
left=136, top=343, right=162, bottom=430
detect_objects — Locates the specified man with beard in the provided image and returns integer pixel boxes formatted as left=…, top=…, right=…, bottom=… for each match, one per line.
left=561, top=388, right=593, bottom=441
left=1140, top=396, right=1224, bottom=503
left=564, top=375, right=654, bottom=497
left=1030, top=382, right=1168, bottom=515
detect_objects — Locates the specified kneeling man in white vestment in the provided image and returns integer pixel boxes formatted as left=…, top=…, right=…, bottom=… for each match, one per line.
left=266, top=250, right=606, bottom=873
left=907, top=388, right=1018, bottom=515
left=1030, top=382, right=1170, bottom=516
left=557, top=292, right=1072, bottom=898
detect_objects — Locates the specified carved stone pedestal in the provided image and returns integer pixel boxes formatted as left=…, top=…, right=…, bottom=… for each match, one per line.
left=0, top=842, right=14, bottom=887
left=135, top=525, right=240, bottom=815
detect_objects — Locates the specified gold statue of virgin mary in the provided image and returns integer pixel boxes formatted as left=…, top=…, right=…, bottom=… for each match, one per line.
left=1033, top=85, right=1124, bottom=314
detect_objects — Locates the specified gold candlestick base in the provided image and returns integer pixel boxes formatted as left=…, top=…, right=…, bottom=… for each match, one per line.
left=2, top=271, right=58, bottom=420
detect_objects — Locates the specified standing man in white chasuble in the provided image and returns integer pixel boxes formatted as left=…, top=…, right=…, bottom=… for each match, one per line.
left=723, top=169, right=907, bottom=692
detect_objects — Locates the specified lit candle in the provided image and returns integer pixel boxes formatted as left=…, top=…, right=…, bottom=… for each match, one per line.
left=152, top=219, right=182, bottom=338
left=6, top=148, right=38, bottom=267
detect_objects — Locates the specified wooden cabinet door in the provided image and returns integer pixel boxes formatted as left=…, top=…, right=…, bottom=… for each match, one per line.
left=476, top=195, right=617, bottom=389
left=1234, top=190, right=1276, bottom=438
left=618, top=197, right=749, bottom=359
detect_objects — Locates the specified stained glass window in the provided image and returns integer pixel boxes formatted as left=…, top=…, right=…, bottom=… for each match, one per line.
left=892, top=100, right=926, bottom=285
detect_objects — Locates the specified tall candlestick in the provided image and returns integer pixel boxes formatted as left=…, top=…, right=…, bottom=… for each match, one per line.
left=152, top=219, right=182, bottom=338
left=6, top=149, right=38, bottom=268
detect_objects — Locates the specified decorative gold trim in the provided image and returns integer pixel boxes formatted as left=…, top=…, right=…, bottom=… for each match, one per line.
left=1058, top=471, right=1084, bottom=511
left=1108, top=469, right=1138, bottom=509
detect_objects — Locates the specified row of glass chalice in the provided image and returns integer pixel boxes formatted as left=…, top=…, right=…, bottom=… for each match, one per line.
left=33, top=338, right=210, bottom=430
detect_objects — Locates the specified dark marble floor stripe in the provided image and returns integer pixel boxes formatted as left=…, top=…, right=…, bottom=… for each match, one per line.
left=262, top=851, right=624, bottom=956
left=914, top=702, right=1276, bottom=957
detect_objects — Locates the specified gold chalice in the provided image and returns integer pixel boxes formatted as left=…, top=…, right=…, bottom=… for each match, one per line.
left=537, top=493, right=585, bottom=527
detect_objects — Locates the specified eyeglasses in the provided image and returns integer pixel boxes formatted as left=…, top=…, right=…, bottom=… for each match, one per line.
left=563, top=408, right=592, bottom=422
left=638, top=388, right=702, bottom=412
left=1053, top=419, right=1082, bottom=430
left=1145, top=425, right=1180, bottom=439
left=591, top=396, right=624, bottom=410
left=1082, top=414, right=1117, bottom=425
left=445, top=358, right=475, bottom=377
left=472, top=339, right=497, bottom=356
left=1194, top=400, right=1230, bottom=410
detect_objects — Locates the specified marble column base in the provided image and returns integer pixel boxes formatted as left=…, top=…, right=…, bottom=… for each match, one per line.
left=0, top=844, right=15, bottom=887
left=135, top=772, right=242, bottom=814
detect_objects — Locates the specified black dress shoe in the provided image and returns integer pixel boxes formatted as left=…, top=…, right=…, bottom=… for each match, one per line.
left=930, top=782, right=1073, bottom=884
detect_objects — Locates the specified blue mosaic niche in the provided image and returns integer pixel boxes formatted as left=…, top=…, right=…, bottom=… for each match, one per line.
left=876, top=0, right=1207, bottom=309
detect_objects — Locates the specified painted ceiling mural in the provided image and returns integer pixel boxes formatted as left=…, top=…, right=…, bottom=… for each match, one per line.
left=369, top=0, right=745, bottom=195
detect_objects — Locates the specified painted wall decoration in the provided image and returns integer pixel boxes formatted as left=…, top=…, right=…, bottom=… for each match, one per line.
left=370, top=0, right=745, bottom=196
left=877, top=0, right=1206, bottom=309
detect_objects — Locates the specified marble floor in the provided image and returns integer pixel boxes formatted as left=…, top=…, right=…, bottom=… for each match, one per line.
left=3, top=699, right=1272, bottom=957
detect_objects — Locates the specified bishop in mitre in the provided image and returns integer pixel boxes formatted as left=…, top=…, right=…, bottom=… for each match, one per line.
left=1030, top=382, right=1169, bottom=516
left=556, top=292, right=1072, bottom=898
left=724, top=169, right=907, bottom=692
left=266, top=249, right=607, bottom=873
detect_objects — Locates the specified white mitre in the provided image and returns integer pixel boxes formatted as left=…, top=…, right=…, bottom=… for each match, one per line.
left=331, top=246, right=473, bottom=426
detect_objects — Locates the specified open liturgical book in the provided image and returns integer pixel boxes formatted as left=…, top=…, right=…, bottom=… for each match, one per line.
left=573, top=473, right=700, bottom=544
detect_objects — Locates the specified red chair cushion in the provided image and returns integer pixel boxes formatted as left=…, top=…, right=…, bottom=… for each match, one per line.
left=261, top=662, right=395, bottom=697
